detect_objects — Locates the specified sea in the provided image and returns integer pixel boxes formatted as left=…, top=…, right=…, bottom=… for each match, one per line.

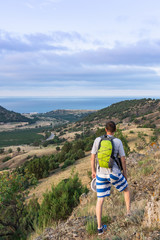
left=0, top=97, right=146, bottom=114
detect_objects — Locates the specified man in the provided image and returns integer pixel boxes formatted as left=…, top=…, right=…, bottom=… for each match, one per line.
left=91, top=121, right=131, bottom=235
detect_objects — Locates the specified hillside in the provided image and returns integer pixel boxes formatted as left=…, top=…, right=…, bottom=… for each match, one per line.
left=31, top=148, right=160, bottom=240
left=1, top=98, right=160, bottom=240
left=37, top=109, right=95, bottom=122
left=81, top=98, right=160, bottom=127
left=0, top=105, right=33, bottom=123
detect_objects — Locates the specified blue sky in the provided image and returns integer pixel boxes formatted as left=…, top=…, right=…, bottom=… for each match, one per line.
left=0, top=0, right=160, bottom=97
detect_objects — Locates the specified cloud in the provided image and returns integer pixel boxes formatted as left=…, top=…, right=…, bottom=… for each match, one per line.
left=1, top=30, right=160, bottom=97
left=0, top=30, right=88, bottom=53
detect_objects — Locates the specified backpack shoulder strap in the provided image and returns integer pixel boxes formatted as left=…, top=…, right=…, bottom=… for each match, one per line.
left=98, top=135, right=107, bottom=150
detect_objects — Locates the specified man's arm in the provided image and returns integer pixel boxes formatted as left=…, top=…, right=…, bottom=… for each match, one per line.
left=91, top=153, right=96, bottom=179
left=121, top=156, right=127, bottom=180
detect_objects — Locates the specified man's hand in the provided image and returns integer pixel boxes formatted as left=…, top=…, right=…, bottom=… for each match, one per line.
left=121, top=156, right=127, bottom=180
left=92, top=170, right=96, bottom=179
left=123, top=171, right=127, bottom=180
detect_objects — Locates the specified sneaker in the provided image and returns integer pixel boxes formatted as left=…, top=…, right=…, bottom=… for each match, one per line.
left=98, top=228, right=103, bottom=235
left=98, top=225, right=107, bottom=235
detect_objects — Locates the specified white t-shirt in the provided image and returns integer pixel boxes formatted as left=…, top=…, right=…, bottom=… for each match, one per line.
left=91, top=135, right=125, bottom=175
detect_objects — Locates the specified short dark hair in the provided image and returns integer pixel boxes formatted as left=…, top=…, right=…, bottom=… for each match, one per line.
left=105, top=121, right=116, bottom=133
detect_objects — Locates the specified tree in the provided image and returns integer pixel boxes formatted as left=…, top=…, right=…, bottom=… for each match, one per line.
left=17, top=147, right=21, bottom=152
left=0, top=171, right=39, bottom=239
left=8, top=148, right=12, bottom=153
left=0, top=172, right=28, bottom=238
left=56, top=146, right=60, bottom=151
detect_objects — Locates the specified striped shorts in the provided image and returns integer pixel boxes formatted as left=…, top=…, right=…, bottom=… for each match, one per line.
left=96, top=173, right=128, bottom=198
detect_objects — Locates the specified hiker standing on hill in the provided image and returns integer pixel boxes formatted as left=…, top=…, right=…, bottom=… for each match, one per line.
left=91, top=121, right=131, bottom=235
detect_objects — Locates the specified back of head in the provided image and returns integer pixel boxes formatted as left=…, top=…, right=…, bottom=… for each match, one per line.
left=105, top=121, right=116, bottom=133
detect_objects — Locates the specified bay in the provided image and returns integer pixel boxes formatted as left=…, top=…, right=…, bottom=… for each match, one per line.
left=0, top=97, right=142, bottom=113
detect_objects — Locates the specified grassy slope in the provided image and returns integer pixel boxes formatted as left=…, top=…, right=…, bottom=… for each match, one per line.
left=27, top=139, right=160, bottom=240
left=81, top=98, right=160, bottom=125
left=0, top=105, right=33, bottom=123
left=27, top=126, right=156, bottom=203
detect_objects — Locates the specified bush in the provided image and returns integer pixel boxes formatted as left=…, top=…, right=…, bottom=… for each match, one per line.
left=26, top=157, right=49, bottom=179
left=0, top=148, right=4, bottom=154
left=0, top=172, right=38, bottom=239
left=8, top=148, right=12, bottom=153
left=129, top=130, right=134, bottom=134
left=38, top=173, right=88, bottom=227
left=17, top=147, right=21, bottom=152
left=2, top=156, right=11, bottom=162
left=61, top=159, right=75, bottom=169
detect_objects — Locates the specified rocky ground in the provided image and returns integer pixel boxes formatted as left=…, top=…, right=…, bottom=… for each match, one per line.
left=33, top=149, right=160, bottom=240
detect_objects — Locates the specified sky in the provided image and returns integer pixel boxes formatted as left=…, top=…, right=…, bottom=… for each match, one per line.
left=0, top=0, right=160, bottom=97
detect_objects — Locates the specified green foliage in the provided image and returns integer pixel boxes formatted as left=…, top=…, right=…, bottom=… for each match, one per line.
left=81, top=98, right=160, bottom=123
left=8, top=148, right=12, bottom=153
left=38, top=173, right=88, bottom=227
left=102, top=215, right=112, bottom=224
left=17, top=147, right=21, bottom=152
left=61, top=159, right=75, bottom=169
left=0, top=172, right=30, bottom=239
left=56, top=146, right=60, bottom=151
left=141, top=123, right=156, bottom=128
left=86, top=217, right=97, bottom=235
left=115, top=128, right=130, bottom=156
left=142, top=166, right=154, bottom=176
left=0, top=127, right=52, bottom=148
left=0, top=105, right=34, bottom=123
left=38, top=110, right=93, bottom=122
left=26, top=157, right=50, bottom=180
left=0, top=148, right=4, bottom=153
left=22, top=196, right=40, bottom=233
left=129, top=130, right=134, bottom=134
left=2, top=156, right=11, bottom=162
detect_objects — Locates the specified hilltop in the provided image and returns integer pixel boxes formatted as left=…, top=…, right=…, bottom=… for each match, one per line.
left=0, top=105, right=34, bottom=123
left=80, top=98, right=160, bottom=127
left=37, top=109, right=95, bottom=122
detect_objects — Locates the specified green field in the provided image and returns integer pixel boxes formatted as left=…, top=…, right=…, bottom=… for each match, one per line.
left=0, top=127, right=52, bottom=148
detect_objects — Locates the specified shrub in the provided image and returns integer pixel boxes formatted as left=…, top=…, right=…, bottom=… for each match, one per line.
left=38, top=173, right=88, bottom=227
left=2, top=156, right=11, bottom=162
left=17, top=147, right=21, bottom=152
left=26, top=157, right=49, bottom=179
left=8, top=148, right=12, bottom=153
left=0, top=172, right=38, bottom=239
left=86, top=217, right=97, bottom=235
left=129, top=130, right=134, bottom=134
left=56, top=146, right=60, bottom=151
left=0, top=148, right=4, bottom=154
left=61, top=159, right=75, bottom=169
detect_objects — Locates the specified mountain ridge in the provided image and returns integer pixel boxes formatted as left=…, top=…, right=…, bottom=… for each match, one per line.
left=0, top=105, right=33, bottom=123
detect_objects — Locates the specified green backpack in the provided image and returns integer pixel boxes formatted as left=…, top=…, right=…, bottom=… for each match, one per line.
left=97, top=135, right=115, bottom=169
left=97, top=135, right=123, bottom=170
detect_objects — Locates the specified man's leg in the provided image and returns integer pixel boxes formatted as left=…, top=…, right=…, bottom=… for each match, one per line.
left=96, top=197, right=104, bottom=229
left=123, top=186, right=131, bottom=214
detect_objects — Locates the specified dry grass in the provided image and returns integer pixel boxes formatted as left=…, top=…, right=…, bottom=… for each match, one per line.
left=0, top=145, right=58, bottom=169
left=123, top=127, right=154, bottom=152
left=28, top=153, right=91, bottom=203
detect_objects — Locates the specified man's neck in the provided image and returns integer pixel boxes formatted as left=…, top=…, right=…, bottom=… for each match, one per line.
left=106, top=131, right=114, bottom=136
